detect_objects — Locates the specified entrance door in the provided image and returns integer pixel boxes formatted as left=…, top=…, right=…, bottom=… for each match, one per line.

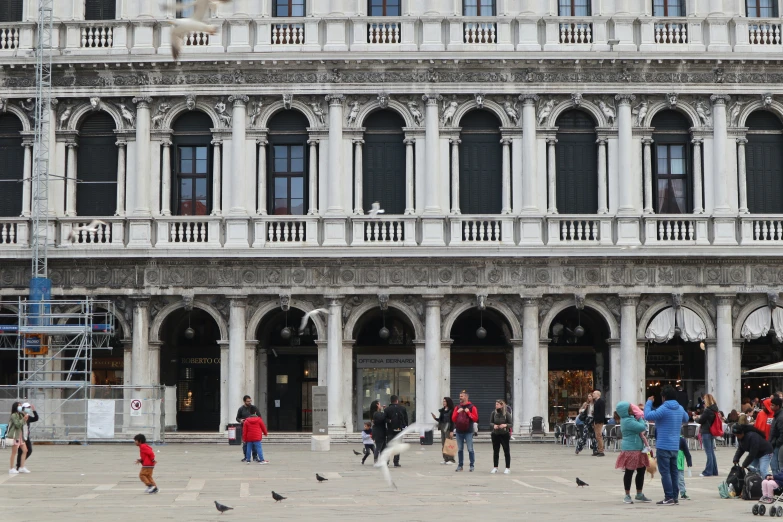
left=450, top=363, right=505, bottom=430
left=267, top=354, right=317, bottom=431
left=176, top=361, right=220, bottom=431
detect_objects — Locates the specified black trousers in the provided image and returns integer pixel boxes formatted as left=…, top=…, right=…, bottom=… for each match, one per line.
left=373, top=438, right=386, bottom=462
left=16, top=438, right=32, bottom=469
left=491, top=433, right=511, bottom=468
left=623, top=467, right=646, bottom=492
left=387, top=431, right=402, bottom=465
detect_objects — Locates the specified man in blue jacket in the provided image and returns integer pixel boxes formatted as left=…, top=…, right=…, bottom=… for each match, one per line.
left=645, top=384, right=689, bottom=506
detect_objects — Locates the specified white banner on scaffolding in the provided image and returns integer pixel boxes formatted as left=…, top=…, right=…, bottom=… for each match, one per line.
left=87, top=400, right=115, bottom=439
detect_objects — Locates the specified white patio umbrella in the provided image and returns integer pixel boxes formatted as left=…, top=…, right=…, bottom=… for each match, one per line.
left=745, top=361, right=783, bottom=373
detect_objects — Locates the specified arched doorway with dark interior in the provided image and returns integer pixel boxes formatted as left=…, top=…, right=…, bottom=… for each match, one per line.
left=353, top=307, right=416, bottom=431
left=548, top=306, right=609, bottom=428
left=739, top=305, right=783, bottom=400
left=257, top=308, right=318, bottom=432
left=449, top=307, right=511, bottom=430
left=159, top=308, right=221, bottom=431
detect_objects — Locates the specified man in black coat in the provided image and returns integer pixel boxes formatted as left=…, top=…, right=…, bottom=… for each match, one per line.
left=769, top=397, right=783, bottom=472
left=384, top=395, right=409, bottom=467
left=592, top=391, right=606, bottom=456
left=16, top=402, right=38, bottom=470
left=236, top=395, right=258, bottom=462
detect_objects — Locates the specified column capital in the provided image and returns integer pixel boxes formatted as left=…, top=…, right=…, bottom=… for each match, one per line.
left=449, top=138, right=461, bottom=145
left=161, top=138, right=172, bottom=147
left=500, top=137, right=512, bottom=146
left=715, top=294, right=736, bottom=307
left=21, top=139, right=33, bottom=148
left=546, top=137, right=558, bottom=145
left=115, top=139, right=127, bottom=148
left=66, top=141, right=78, bottom=149
left=642, top=137, right=654, bottom=145
left=620, top=295, right=640, bottom=306
left=132, top=97, right=153, bottom=109
left=257, top=138, right=269, bottom=146
left=424, top=295, right=444, bottom=306
left=522, top=297, right=539, bottom=307
left=403, top=138, right=415, bottom=145
left=326, top=295, right=345, bottom=305
left=325, top=94, right=345, bottom=106
left=352, top=138, right=364, bottom=145
left=710, top=94, right=731, bottom=106
left=422, top=93, right=442, bottom=105
left=614, top=94, right=636, bottom=105
left=228, top=94, right=249, bottom=107
left=519, top=94, right=540, bottom=105
left=736, top=137, right=748, bottom=145
left=596, top=137, right=608, bottom=146
left=130, top=296, right=151, bottom=308
left=691, top=137, right=704, bottom=146
left=229, top=296, right=248, bottom=306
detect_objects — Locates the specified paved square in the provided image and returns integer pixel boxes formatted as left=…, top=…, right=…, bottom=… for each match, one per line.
left=0, top=442, right=757, bottom=521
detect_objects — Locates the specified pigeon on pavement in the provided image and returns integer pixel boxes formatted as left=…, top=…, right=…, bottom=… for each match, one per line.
left=272, top=491, right=286, bottom=502
left=214, top=500, right=233, bottom=513
left=576, top=478, right=589, bottom=487
left=353, top=449, right=361, bottom=456
left=316, top=473, right=328, bottom=482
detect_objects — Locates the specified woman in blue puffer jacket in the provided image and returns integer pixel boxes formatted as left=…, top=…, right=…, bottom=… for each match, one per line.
left=615, top=401, right=652, bottom=504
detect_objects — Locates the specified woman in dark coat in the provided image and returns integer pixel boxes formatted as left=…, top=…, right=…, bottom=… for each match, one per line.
left=432, top=397, right=455, bottom=464
left=370, top=400, right=387, bottom=463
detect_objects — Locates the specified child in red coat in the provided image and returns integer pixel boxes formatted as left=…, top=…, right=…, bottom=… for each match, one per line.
left=134, top=433, right=158, bottom=493
left=242, top=407, right=269, bottom=464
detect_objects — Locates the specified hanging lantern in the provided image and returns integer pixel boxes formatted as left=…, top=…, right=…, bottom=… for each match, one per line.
left=281, top=327, right=292, bottom=340
left=476, top=309, right=486, bottom=339
left=184, top=312, right=195, bottom=339
left=379, top=326, right=390, bottom=339
left=573, top=325, right=585, bottom=338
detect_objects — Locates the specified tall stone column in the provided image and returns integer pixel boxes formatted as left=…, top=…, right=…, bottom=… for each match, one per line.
left=415, top=341, right=425, bottom=426
left=546, top=138, right=557, bottom=214
left=316, top=340, right=327, bottom=387
left=327, top=297, right=344, bottom=429
left=219, top=341, right=229, bottom=431
left=245, top=340, right=257, bottom=405
left=65, top=142, right=77, bottom=216
left=619, top=296, right=638, bottom=403
left=228, top=298, right=247, bottom=423
left=449, top=138, right=461, bottom=214
left=609, top=340, right=621, bottom=409
left=596, top=137, right=608, bottom=214
left=539, top=341, right=549, bottom=428
left=353, top=139, right=364, bottom=214
left=122, top=341, right=132, bottom=429
left=211, top=138, right=222, bottom=215
left=21, top=141, right=32, bottom=216
left=615, top=94, right=636, bottom=214
left=228, top=95, right=249, bottom=215
left=424, top=297, right=442, bottom=419
left=404, top=138, right=415, bottom=215
left=131, top=97, right=152, bottom=216
left=715, top=296, right=736, bottom=412
left=423, top=94, right=442, bottom=215
left=737, top=138, right=749, bottom=213
left=115, top=140, right=127, bottom=216
left=692, top=138, right=704, bottom=214
left=519, top=298, right=540, bottom=432
left=325, top=95, right=345, bottom=215
left=519, top=94, right=539, bottom=213
left=160, top=139, right=172, bottom=216
left=642, top=138, right=654, bottom=213
left=342, top=340, right=354, bottom=432
left=130, top=297, right=150, bottom=428
left=501, top=138, right=512, bottom=214
left=711, top=95, right=731, bottom=212
left=257, top=138, right=268, bottom=215
left=307, top=139, right=318, bottom=215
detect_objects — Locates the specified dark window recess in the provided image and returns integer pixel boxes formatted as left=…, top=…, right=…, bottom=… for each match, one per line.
left=0, top=115, right=23, bottom=217
left=267, top=111, right=309, bottom=215
left=171, top=111, right=213, bottom=216
left=77, top=113, right=117, bottom=217
left=555, top=110, right=597, bottom=214
left=362, top=110, right=406, bottom=215
left=85, top=0, right=116, bottom=21
left=463, top=0, right=496, bottom=16
left=651, top=110, right=691, bottom=214
left=274, top=0, right=305, bottom=17
left=368, top=0, right=401, bottom=16
left=459, top=110, right=502, bottom=215
left=558, top=0, right=591, bottom=16
left=653, top=0, right=686, bottom=16
left=746, top=111, right=783, bottom=214
left=747, top=0, right=778, bottom=17
left=176, top=0, right=194, bottom=18
left=0, top=0, right=23, bottom=22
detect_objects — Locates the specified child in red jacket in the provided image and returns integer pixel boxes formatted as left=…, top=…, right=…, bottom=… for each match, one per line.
left=134, top=433, right=158, bottom=493
left=242, top=407, right=269, bottom=464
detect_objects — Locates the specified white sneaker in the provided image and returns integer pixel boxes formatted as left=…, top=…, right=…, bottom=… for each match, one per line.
left=8, top=468, right=18, bottom=474
left=144, top=486, right=153, bottom=493
left=18, top=468, right=30, bottom=473
left=491, top=468, right=498, bottom=474
left=504, top=468, right=510, bottom=474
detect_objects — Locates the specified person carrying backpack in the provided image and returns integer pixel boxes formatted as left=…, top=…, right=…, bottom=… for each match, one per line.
left=733, top=423, right=774, bottom=477
left=451, top=389, right=479, bottom=472
left=384, top=395, right=408, bottom=468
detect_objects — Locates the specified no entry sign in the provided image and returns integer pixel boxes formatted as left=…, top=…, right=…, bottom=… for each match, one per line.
left=130, top=399, right=142, bottom=417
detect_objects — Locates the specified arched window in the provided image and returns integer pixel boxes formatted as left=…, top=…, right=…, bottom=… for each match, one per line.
left=653, top=0, right=685, bottom=16
left=171, top=112, right=213, bottom=216
left=746, top=111, right=783, bottom=214
left=368, top=0, right=401, bottom=16
left=0, top=115, right=23, bottom=217
left=555, top=110, right=597, bottom=214
left=362, top=110, right=405, bottom=215
left=0, top=0, right=22, bottom=22
left=651, top=110, right=691, bottom=214
left=459, top=110, right=502, bottom=214
left=268, top=111, right=309, bottom=215
left=77, top=113, right=118, bottom=216
left=85, top=0, right=116, bottom=20
left=464, top=0, right=496, bottom=16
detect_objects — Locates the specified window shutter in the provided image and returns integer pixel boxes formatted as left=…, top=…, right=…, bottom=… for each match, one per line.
left=77, top=114, right=118, bottom=216
left=0, top=115, right=24, bottom=217
left=556, top=134, right=598, bottom=214
left=85, top=0, right=116, bottom=21
left=459, top=110, right=502, bottom=214
left=746, top=135, right=783, bottom=214
left=0, top=0, right=23, bottom=23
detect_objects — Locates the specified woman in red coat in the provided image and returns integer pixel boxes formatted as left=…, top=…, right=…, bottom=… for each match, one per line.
left=241, top=407, right=269, bottom=464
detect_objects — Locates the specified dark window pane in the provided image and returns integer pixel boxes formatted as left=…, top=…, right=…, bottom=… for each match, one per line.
left=464, top=0, right=478, bottom=16
left=195, top=178, right=207, bottom=199
left=274, top=199, right=289, bottom=214
left=275, top=177, right=288, bottom=198
left=181, top=200, right=192, bottom=215
left=181, top=159, right=192, bottom=173
left=196, top=159, right=207, bottom=174
left=291, top=145, right=304, bottom=158
left=290, top=199, right=304, bottom=215
left=195, top=199, right=208, bottom=215
left=181, top=178, right=192, bottom=197
left=291, top=158, right=304, bottom=172
left=181, top=147, right=192, bottom=160
left=274, top=158, right=288, bottom=173
left=291, top=177, right=304, bottom=199
left=196, top=147, right=207, bottom=160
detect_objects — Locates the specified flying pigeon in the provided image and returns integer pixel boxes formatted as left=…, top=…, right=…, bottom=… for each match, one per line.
left=162, top=0, right=230, bottom=60
left=67, top=220, right=108, bottom=243
left=368, top=202, right=385, bottom=218
left=316, top=473, right=328, bottom=483
left=214, top=500, right=233, bottom=513
left=271, top=491, right=286, bottom=502
left=353, top=449, right=361, bottom=456
left=375, top=423, right=434, bottom=489
left=576, top=478, right=589, bottom=487
left=298, top=308, right=328, bottom=334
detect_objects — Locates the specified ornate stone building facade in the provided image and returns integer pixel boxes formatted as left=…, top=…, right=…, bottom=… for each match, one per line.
left=1, top=0, right=783, bottom=433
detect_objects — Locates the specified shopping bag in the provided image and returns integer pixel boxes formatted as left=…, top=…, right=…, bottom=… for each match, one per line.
left=443, top=437, right=458, bottom=457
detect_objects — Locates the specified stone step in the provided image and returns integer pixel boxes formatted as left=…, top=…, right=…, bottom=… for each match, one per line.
left=162, top=431, right=556, bottom=444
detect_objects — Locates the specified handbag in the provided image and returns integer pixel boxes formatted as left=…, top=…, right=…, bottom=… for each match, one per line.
left=443, top=437, right=458, bottom=457
left=646, top=453, right=658, bottom=479
left=710, top=411, right=724, bottom=437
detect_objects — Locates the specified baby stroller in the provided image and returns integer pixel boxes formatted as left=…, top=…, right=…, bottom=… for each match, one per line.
left=751, top=468, right=783, bottom=516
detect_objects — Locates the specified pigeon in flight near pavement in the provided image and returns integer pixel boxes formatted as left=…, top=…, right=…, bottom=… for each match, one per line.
left=272, top=491, right=286, bottom=502
left=353, top=449, right=361, bottom=456
left=214, top=500, right=233, bottom=513
left=299, top=308, right=328, bottom=334
left=316, top=473, right=328, bottom=483
left=375, top=423, right=434, bottom=489
left=576, top=478, right=589, bottom=487
left=368, top=202, right=385, bottom=218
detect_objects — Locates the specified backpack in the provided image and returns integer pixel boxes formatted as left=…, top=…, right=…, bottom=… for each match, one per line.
left=742, top=471, right=763, bottom=501
left=726, top=465, right=746, bottom=497
left=387, top=406, right=404, bottom=432
left=710, top=411, right=724, bottom=437
left=455, top=405, right=473, bottom=433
